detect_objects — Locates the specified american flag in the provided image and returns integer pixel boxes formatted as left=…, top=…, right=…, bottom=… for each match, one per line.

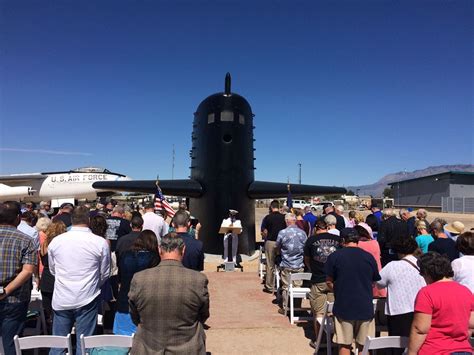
left=154, top=184, right=176, bottom=218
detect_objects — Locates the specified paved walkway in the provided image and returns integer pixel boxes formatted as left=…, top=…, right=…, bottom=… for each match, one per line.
left=204, top=271, right=315, bottom=354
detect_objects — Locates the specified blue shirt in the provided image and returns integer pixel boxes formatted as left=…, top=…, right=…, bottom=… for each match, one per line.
left=325, top=247, right=380, bottom=320
left=275, top=225, right=307, bottom=269
left=303, top=212, right=317, bottom=234
left=117, top=250, right=159, bottom=313
left=373, top=210, right=383, bottom=224
left=416, top=234, right=434, bottom=253
left=177, top=232, right=205, bottom=271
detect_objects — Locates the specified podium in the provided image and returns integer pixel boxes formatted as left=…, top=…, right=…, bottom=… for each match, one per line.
left=217, top=223, right=244, bottom=272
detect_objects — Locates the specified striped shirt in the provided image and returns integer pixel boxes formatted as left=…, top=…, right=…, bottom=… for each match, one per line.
left=0, top=225, right=37, bottom=303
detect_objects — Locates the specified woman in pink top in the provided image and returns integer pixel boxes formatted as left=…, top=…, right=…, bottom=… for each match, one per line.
left=354, top=212, right=374, bottom=238
left=408, top=252, right=474, bottom=355
left=355, top=225, right=386, bottom=298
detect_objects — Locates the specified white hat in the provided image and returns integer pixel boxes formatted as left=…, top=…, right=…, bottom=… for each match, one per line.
left=444, top=221, right=465, bottom=235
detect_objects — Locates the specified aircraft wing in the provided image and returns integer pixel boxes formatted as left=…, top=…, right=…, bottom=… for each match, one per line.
left=92, top=179, right=203, bottom=198
left=0, top=174, right=45, bottom=184
left=247, top=181, right=346, bottom=199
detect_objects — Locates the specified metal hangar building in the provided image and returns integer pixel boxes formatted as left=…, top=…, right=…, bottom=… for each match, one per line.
left=389, top=171, right=474, bottom=213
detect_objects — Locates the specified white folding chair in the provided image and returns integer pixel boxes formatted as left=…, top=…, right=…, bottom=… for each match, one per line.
left=360, top=336, right=408, bottom=355
left=274, top=266, right=281, bottom=294
left=25, top=299, right=48, bottom=336
left=313, top=301, right=334, bottom=355
left=14, top=334, right=73, bottom=355
left=80, top=334, right=134, bottom=355
left=283, top=272, right=312, bottom=324
left=372, top=298, right=388, bottom=334
left=259, top=245, right=267, bottom=279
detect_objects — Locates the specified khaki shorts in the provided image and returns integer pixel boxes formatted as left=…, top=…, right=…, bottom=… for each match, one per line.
left=308, top=282, right=334, bottom=315
left=333, top=317, right=375, bottom=345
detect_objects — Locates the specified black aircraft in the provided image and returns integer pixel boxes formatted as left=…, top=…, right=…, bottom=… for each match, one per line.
left=93, top=74, right=346, bottom=254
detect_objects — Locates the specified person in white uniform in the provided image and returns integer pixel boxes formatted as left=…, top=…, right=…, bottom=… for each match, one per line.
left=222, top=209, right=242, bottom=264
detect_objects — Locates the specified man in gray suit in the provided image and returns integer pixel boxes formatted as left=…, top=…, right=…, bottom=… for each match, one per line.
left=128, top=233, right=209, bottom=355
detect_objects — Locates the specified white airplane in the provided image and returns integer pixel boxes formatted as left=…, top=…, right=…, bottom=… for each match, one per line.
left=0, top=167, right=131, bottom=203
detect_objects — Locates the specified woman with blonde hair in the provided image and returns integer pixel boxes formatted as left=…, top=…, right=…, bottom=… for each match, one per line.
left=415, top=220, right=434, bottom=254
left=35, top=217, right=52, bottom=275
left=353, top=212, right=373, bottom=238
left=39, top=220, right=67, bottom=333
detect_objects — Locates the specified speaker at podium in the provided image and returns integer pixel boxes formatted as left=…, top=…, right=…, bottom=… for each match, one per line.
left=217, top=209, right=243, bottom=272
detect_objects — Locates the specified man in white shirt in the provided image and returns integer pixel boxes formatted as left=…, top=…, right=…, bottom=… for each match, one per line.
left=48, top=206, right=110, bottom=355
left=142, top=203, right=168, bottom=243
left=221, top=209, right=242, bottom=264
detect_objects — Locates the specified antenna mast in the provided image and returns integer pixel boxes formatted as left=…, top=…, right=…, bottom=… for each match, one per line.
left=172, top=145, right=175, bottom=180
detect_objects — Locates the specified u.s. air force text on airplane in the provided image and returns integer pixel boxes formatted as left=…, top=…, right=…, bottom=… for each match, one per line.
left=0, top=167, right=130, bottom=202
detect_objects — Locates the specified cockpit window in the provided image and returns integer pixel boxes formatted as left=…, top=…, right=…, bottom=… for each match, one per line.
left=239, top=114, right=245, bottom=125
left=220, top=111, right=234, bottom=122
left=208, top=113, right=215, bottom=124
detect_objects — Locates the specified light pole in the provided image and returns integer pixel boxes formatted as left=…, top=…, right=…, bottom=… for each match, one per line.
left=298, top=163, right=302, bottom=184
left=171, top=144, right=175, bottom=180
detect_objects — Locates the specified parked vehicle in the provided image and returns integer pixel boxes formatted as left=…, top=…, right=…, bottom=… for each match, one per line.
left=310, top=201, right=334, bottom=212
left=284, top=199, right=310, bottom=209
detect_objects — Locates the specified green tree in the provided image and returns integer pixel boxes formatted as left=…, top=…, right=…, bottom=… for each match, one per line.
left=383, top=187, right=393, bottom=198
left=346, top=190, right=355, bottom=196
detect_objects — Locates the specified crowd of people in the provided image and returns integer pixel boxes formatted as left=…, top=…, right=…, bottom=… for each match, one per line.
left=261, top=201, right=474, bottom=354
left=0, top=200, right=207, bottom=355
left=1, top=197, right=473, bottom=354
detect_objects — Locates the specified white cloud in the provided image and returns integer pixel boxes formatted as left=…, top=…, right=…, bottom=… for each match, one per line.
left=0, top=148, right=92, bottom=156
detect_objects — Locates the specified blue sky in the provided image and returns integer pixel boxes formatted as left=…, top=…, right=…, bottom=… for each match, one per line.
left=1, top=0, right=472, bottom=186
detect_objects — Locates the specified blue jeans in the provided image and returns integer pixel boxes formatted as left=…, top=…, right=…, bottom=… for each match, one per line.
left=50, top=297, right=99, bottom=355
left=0, top=300, right=29, bottom=355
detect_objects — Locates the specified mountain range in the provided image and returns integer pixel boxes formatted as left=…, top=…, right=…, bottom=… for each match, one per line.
left=347, top=164, right=474, bottom=197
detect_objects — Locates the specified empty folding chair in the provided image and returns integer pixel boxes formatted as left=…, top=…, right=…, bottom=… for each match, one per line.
left=14, top=334, right=73, bottom=355
left=282, top=272, right=312, bottom=324
left=360, top=336, right=408, bottom=355
left=259, top=245, right=267, bottom=280
left=80, top=334, right=134, bottom=355
left=313, top=301, right=334, bottom=355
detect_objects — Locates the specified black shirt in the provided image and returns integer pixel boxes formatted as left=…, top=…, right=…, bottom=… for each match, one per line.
left=330, top=212, right=346, bottom=232
left=261, top=212, right=286, bottom=242
left=177, top=232, right=205, bottom=271
left=428, top=238, right=459, bottom=262
left=106, top=217, right=132, bottom=252
left=378, top=216, right=407, bottom=250
left=325, top=247, right=380, bottom=320
left=116, top=231, right=141, bottom=266
left=52, top=212, right=72, bottom=228
left=304, top=232, right=341, bottom=283
left=406, top=216, right=416, bottom=238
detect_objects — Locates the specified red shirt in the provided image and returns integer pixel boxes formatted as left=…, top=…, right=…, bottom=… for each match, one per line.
left=415, top=281, right=473, bottom=354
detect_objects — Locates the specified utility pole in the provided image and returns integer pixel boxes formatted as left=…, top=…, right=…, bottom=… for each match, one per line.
left=172, top=145, right=175, bottom=180
left=298, top=163, right=302, bottom=184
